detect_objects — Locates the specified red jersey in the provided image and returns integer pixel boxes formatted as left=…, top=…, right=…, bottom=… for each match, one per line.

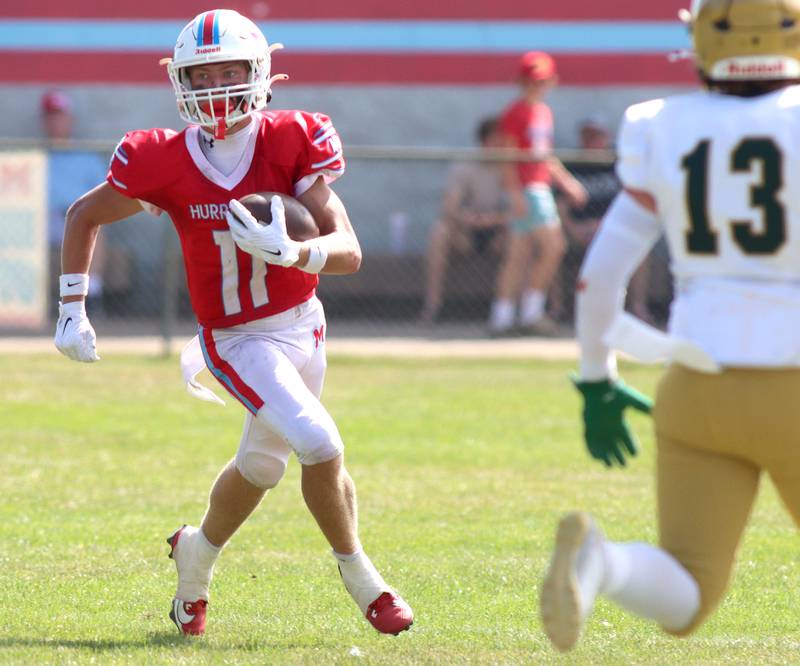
left=499, top=99, right=553, bottom=186
left=107, top=110, right=344, bottom=328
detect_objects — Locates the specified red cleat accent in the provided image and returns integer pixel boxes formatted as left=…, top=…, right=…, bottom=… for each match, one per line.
left=166, top=525, right=186, bottom=559
left=166, top=525, right=207, bottom=636
left=170, top=598, right=207, bottom=636
left=365, top=592, right=414, bottom=635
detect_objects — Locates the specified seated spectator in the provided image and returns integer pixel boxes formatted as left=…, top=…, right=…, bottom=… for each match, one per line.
left=550, top=115, right=619, bottom=323
left=551, top=114, right=655, bottom=326
left=43, top=90, right=110, bottom=314
left=420, top=117, right=511, bottom=323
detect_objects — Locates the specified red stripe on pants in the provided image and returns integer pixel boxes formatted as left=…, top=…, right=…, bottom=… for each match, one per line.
left=201, top=327, right=265, bottom=414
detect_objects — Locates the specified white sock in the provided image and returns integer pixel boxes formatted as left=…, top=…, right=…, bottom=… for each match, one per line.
left=600, top=541, right=700, bottom=632
left=489, top=299, right=515, bottom=330
left=333, top=547, right=362, bottom=562
left=196, top=528, right=223, bottom=562
left=333, top=549, right=389, bottom=614
left=519, top=289, right=546, bottom=325
left=175, top=526, right=222, bottom=601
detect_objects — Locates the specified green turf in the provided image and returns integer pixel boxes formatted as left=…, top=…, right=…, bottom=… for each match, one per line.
left=0, top=354, right=797, bottom=664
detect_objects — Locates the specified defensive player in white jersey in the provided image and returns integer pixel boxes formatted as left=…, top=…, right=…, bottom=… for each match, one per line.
left=53, top=9, right=413, bottom=637
left=540, top=0, right=800, bottom=652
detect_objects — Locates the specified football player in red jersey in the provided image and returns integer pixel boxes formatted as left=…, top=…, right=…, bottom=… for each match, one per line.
left=54, top=9, right=413, bottom=637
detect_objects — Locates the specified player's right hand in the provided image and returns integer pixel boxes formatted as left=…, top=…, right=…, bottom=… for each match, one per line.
left=571, top=375, right=652, bottom=467
left=54, top=300, right=100, bottom=362
left=226, top=197, right=301, bottom=267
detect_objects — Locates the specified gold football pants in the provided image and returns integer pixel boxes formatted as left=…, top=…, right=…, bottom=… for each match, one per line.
left=653, top=364, right=800, bottom=634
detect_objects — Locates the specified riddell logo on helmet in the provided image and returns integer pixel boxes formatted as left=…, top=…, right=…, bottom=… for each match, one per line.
left=195, top=46, right=222, bottom=55
left=727, top=60, right=785, bottom=76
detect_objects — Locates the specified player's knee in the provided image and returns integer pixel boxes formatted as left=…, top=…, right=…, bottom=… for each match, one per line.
left=235, top=450, right=287, bottom=489
left=293, top=425, right=344, bottom=466
left=255, top=406, right=343, bottom=466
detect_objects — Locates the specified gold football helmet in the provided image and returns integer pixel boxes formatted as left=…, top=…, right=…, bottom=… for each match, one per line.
left=680, top=0, right=800, bottom=80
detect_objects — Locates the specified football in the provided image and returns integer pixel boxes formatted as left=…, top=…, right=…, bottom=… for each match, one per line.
left=237, top=192, right=320, bottom=241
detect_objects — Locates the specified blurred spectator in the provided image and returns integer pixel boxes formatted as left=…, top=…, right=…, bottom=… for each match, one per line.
left=551, top=114, right=656, bottom=326
left=420, top=117, right=510, bottom=323
left=489, top=51, right=587, bottom=337
left=42, top=90, right=110, bottom=314
left=578, top=113, right=613, bottom=151
left=550, top=115, right=620, bottom=323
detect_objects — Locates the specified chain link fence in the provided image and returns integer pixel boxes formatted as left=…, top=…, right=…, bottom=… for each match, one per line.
left=0, top=140, right=672, bottom=347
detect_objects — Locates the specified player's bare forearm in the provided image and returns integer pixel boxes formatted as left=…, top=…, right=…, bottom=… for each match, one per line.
left=297, top=179, right=362, bottom=274
left=61, top=182, right=144, bottom=301
left=308, top=223, right=361, bottom=275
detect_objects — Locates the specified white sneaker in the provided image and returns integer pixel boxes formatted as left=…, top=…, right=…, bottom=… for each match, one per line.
left=540, top=512, right=606, bottom=652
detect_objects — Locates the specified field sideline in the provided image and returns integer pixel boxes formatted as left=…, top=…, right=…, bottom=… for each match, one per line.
left=0, top=335, right=580, bottom=359
left=1, top=352, right=797, bottom=665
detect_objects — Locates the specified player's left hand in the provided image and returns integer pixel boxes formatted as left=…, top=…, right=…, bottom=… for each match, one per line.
left=226, top=197, right=301, bottom=267
left=54, top=300, right=100, bottom=362
left=571, top=375, right=652, bottom=467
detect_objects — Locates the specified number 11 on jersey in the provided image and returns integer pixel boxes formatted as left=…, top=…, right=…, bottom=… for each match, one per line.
left=213, top=230, right=269, bottom=316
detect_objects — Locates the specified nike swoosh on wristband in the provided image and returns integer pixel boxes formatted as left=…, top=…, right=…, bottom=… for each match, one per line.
left=66, top=281, right=81, bottom=287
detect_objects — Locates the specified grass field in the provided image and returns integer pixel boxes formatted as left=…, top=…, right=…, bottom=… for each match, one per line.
left=1, top=353, right=798, bottom=665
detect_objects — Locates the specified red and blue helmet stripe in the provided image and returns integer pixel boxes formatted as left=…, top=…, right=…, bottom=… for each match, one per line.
left=195, top=11, right=220, bottom=47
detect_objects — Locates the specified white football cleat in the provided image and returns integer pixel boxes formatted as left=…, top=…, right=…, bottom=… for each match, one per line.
left=540, top=512, right=606, bottom=652
left=336, top=551, right=413, bottom=635
left=167, top=525, right=215, bottom=636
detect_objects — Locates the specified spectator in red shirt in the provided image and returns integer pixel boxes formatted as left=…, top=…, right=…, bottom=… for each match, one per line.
left=489, top=51, right=587, bottom=336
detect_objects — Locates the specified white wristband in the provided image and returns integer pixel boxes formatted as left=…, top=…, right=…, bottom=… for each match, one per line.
left=59, top=273, right=90, bottom=297
left=299, top=245, right=328, bottom=274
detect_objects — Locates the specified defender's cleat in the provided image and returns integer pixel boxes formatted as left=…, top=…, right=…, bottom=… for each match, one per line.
left=540, top=512, right=604, bottom=652
left=366, top=591, right=413, bottom=635
left=169, top=598, right=207, bottom=636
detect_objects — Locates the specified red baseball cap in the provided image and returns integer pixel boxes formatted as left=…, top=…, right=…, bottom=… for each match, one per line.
left=519, top=51, right=556, bottom=81
left=41, top=90, right=72, bottom=114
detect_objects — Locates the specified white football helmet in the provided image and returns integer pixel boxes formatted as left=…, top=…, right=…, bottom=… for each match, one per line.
left=161, top=9, right=287, bottom=136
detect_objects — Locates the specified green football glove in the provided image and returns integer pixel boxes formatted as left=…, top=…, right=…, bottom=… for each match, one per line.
left=571, top=375, right=653, bottom=467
